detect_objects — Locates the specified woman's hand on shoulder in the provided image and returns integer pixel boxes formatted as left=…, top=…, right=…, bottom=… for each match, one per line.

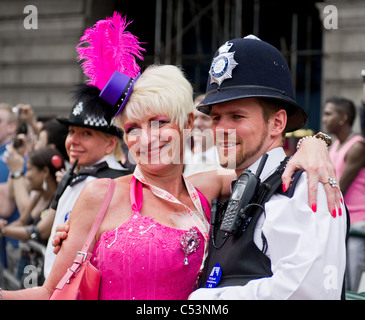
left=282, top=137, right=341, bottom=216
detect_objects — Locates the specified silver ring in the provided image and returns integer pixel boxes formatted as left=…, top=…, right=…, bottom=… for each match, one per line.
left=322, top=177, right=338, bottom=188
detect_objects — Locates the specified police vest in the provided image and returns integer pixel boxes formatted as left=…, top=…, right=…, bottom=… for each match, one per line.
left=199, top=159, right=304, bottom=288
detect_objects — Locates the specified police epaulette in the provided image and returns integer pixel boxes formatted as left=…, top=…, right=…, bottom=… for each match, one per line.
left=69, top=162, right=110, bottom=186
left=70, top=174, right=89, bottom=186
left=69, top=161, right=131, bottom=186
left=78, top=161, right=109, bottom=176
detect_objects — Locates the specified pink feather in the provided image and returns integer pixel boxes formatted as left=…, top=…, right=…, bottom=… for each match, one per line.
left=77, top=12, right=145, bottom=90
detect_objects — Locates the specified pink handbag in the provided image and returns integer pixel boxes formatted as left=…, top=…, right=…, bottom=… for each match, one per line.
left=49, top=178, right=115, bottom=300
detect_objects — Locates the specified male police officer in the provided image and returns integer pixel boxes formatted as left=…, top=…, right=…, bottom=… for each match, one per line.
left=189, top=36, right=347, bottom=299
left=44, top=85, right=131, bottom=278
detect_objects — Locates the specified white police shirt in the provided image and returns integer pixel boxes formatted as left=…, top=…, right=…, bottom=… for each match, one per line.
left=44, top=155, right=127, bottom=278
left=190, top=147, right=347, bottom=300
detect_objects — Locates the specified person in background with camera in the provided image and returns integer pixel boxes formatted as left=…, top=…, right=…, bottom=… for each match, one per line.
left=12, top=104, right=42, bottom=155
left=2, top=117, right=70, bottom=251
left=34, top=118, right=69, bottom=166
left=322, top=96, right=365, bottom=291
left=189, top=36, right=347, bottom=300
left=0, top=103, right=24, bottom=273
left=1, top=147, right=65, bottom=284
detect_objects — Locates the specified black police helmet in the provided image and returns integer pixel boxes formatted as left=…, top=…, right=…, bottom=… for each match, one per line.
left=57, top=84, right=122, bottom=137
left=197, top=36, right=307, bottom=132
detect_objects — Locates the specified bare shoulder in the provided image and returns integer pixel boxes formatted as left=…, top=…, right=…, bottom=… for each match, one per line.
left=68, top=178, right=112, bottom=225
left=187, top=169, right=236, bottom=202
left=115, top=173, right=134, bottom=188
left=81, top=174, right=132, bottom=199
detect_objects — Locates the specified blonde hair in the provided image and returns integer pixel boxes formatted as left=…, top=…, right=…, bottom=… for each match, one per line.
left=116, top=64, right=194, bottom=131
left=0, top=103, right=17, bottom=123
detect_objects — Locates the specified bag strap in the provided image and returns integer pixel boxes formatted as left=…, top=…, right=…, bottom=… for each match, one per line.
left=80, top=178, right=116, bottom=254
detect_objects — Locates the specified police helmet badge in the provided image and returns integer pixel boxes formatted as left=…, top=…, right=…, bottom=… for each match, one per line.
left=209, top=41, right=238, bottom=86
left=72, top=102, right=83, bottom=116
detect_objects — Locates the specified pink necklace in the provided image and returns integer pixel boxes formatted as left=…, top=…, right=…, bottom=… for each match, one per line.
left=133, top=166, right=210, bottom=266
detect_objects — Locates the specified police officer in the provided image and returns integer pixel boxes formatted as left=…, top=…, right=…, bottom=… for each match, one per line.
left=44, top=84, right=131, bottom=278
left=189, top=36, right=348, bottom=299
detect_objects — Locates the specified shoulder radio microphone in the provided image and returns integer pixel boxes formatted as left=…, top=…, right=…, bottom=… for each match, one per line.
left=220, top=153, right=268, bottom=234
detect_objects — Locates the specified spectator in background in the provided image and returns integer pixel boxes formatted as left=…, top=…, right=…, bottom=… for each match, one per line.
left=360, top=70, right=365, bottom=137
left=322, top=96, right=365, bottom=290
left=34, top=118, right=69, bottom=168
left=0, top=103, right=22, bottom=271
left=183, top=94, right=224, bottom=177
left=13, top=104, right=41, bottom=154
left=1, top=147, right=65, bottom=283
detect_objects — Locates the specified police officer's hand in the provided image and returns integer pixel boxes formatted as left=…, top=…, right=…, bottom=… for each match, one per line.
left=52, top=222, right=70, bottom=254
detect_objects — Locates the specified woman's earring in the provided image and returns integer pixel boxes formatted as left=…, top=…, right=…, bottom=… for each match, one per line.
left=42, top=177, right=48, bottom=191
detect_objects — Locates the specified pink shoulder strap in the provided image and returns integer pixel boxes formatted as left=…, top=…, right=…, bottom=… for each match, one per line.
left=196, top=188, right=211, bottom=221
left=130, top=176, right=143, bottom=213
left=80, top=178, right=116, bottom=253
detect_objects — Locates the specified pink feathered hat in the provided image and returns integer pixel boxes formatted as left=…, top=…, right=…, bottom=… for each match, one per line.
left=77, top=12, right=145, bottom=120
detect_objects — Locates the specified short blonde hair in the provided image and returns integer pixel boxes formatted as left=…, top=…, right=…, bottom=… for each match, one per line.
left=0, top=103, right=17, bottom=123
left=117, top=64, right=194, bottom=131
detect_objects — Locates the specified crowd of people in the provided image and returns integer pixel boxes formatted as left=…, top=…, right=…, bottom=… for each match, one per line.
left=0, top=12, right=363, bottom=300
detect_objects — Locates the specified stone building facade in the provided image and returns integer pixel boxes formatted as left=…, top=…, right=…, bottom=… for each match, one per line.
left=317, top=0, right=365, bottom=133
left=1, top=0, right=364, bottom=133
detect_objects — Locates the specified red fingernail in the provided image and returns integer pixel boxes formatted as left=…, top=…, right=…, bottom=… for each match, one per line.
left=282, top=183, right=287, bottom=193
left=332, top=209, right=337, bottom=218
left=341, top=198, right=343, bottom=204
left=312, top=203, right=317, bottom=212
left=339, top=207, right=342, bottom=216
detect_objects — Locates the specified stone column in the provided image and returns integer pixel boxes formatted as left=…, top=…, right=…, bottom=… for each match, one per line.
left=0, top=0, right=87, bottom=118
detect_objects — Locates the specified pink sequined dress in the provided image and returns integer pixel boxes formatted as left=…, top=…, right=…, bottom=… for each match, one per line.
left=91, top=176, right=210, bottom=300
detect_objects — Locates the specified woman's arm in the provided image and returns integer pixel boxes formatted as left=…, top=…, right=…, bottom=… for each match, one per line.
left=0, top=223, right=32, bottom=241
left=340, top=140, right=365, bottom=195
left=1, top=179, right=110, bottom=300
left=187, top=169, right=236, bottom=203
left=4, top=144, right=32, bottom=218
left=0, top=209, right=55, bottom=242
